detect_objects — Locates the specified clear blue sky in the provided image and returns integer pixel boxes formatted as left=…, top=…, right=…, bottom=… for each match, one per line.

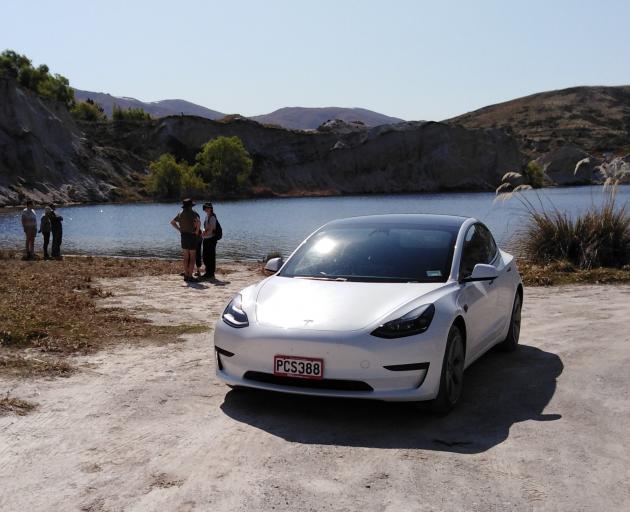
left=3, top=0, right=629, bottom=120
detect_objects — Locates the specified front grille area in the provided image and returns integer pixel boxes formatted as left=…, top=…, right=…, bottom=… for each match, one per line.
left=243, top=371, right=374, bottom=392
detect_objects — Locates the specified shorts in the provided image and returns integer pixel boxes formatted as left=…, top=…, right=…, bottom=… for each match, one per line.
left=181, top=233, right=198, bottom=250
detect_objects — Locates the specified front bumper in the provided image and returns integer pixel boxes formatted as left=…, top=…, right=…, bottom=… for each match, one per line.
left=213, top=319, right=449, bottom=402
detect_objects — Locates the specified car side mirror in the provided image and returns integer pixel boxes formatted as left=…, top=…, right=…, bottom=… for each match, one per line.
left=264, top=257, right=283, bottom=274
left=461, top=263, right=498, bottom=283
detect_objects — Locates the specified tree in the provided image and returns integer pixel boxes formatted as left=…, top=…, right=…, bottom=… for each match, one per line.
left=71, top=98, right=107, bottom=121
left=180, top=163, right=207, bottom=197
left=146, top=154, right=183, bottom=199
left=195, top=136, right=252, bottom=193
left=113, top=104, right=151, bottom=121
left=0, top=50, right=74, bottom=108
left=523, top=161, right=545, bottom=189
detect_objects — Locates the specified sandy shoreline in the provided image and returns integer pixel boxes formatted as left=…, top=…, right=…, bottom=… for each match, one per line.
left=1, top=263, right=629, bottom=511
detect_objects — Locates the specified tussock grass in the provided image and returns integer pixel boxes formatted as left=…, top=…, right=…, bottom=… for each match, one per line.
left=507, top=185, right=630, bottom=269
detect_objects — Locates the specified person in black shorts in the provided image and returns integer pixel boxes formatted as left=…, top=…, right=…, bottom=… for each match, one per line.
left=170, top=198, right=201, bottom=282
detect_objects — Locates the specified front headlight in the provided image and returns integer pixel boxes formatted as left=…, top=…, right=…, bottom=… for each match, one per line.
left=222, top=294, right=249, bottom=328
left=371, top=304, right=435, bottom=339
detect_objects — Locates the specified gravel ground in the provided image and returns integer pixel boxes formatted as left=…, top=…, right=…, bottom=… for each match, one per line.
left=1, top=266, right=629, bottom=511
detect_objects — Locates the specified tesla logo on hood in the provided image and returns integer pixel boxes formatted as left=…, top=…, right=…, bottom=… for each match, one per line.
left=303, top=319, right=314, bottom=326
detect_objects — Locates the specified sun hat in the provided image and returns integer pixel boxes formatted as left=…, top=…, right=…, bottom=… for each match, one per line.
left=182, top=198, right=195, bottom=207
left=203, top=202, right=213, bottom=209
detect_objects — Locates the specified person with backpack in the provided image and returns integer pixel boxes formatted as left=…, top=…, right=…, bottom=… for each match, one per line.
left=39, top=206, right=53, bottom=260
left=171, top=198, right=201, bottom=282
left=49, top=204, right=64, bottom=260
left=201, top=202, right=221, bottom=280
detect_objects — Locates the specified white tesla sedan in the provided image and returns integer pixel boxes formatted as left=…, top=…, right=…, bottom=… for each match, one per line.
left=214, top=214, right=522, bottom=413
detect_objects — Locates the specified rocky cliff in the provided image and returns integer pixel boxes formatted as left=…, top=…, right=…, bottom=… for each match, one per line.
left=1, top=78, right=525, bottom=206
left=446, top=85, right=630, bottom=185
left=0, top=78, right=151, bottom=206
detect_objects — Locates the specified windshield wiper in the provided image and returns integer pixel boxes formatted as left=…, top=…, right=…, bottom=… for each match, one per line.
left=294, top=276, right=348, bottom=281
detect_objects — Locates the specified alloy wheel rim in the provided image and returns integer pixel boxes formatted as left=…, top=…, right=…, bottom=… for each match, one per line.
left=445, top=333, right=464, bottom=404
left=513, top=297, right=522, bottom=341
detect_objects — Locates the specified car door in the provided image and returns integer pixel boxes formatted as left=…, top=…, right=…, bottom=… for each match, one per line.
left=457, top=223, right=502, bottom=361
left=474, top=223, right=513, bottom=346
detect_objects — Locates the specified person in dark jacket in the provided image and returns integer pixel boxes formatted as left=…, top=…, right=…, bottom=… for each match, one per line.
left=39, top=206, right=52, bottom=260
left=201, top=202, right=218, bottom=280
left=49, top=204, right=64, bottom=260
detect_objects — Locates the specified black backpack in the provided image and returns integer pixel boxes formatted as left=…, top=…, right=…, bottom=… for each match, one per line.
left=214, top=216, right=223, bottom=241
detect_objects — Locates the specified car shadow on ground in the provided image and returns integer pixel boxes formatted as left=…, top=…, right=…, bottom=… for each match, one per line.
left=220, top=345, right=563, bottom=454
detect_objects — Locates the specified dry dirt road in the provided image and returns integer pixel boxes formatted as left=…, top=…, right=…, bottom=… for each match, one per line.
left=1, top=265, right=629, bottom=511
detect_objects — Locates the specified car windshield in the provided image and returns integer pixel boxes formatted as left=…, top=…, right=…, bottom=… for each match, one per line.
left=279, top=223, right=458, bottom=283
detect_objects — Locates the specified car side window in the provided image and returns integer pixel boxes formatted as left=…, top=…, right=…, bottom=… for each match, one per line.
left=476, top=224, right=498, bottom=264
left=459, top=224, right=497, bottom=278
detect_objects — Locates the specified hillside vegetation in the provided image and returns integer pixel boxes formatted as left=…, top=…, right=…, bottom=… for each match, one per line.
left=447, top=85, right=630, bottom=156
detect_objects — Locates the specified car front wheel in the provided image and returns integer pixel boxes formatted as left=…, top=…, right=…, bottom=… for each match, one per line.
left=497, top=292, right=522, bottom=352
left=431, top=324, right=465, bottom=415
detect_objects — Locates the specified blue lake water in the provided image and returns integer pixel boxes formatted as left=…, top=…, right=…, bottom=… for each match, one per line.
left=1, top=186, right=628, bottom=260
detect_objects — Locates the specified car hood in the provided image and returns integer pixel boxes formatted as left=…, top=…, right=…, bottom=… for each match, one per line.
left=255, top=276, right=446, bottom=331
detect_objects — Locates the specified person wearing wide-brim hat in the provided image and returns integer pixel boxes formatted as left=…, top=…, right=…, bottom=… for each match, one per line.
left=170, top=198, right=201, bottom=282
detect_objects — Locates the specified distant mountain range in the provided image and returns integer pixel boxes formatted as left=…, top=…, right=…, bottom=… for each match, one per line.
left=73, top=89, right=225, bottom=120
left=251, top=107, right=404, bottom=130
left=73, top=89, right=405, bottom=130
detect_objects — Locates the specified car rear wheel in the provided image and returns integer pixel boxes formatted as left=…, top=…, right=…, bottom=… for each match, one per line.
left=497, top=292, right=522, bottom=352
left=430, top=324, right=465, bottom=415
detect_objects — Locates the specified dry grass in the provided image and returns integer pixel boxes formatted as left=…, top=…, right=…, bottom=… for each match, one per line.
left=519, top=260, right=630, bottom=286
left=0, top=354, right=75, bottom=378
left=0, top=255, right=208, bottom=377
left=0, top=394, right=38, bottom=416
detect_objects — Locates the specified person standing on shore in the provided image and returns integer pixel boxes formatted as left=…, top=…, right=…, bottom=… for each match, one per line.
left=201, top=202, right=218, bottom=280
left=170, top=198, right=201, bottom=282
left=21, top=199, right=37, bottom=260
left=49, top=204, right=64, bottom=260
left=194, top=234, right=203, bottom=279
left=39, top=206, right=52, bottom=260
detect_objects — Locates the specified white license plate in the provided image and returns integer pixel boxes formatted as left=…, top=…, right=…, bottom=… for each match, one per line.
left=273, top=355, right=324, bottom=380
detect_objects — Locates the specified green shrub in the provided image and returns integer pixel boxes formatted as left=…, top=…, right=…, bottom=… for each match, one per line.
left=112, top=104, right=151, bottom=121
left=195, top=136, right=252, bottom=193
left=0, top=50, right=74, bottom=107
left=71, top=98, right=106, bottom=121
left=146, top=154, right=183, bottom=199
left=146, top=155, right=207, bottom=199
left=522, top=161, right=545, bottom=189
left=514, top=185, right=630, bottom=269
left=180, top=164, right=207, bottom=197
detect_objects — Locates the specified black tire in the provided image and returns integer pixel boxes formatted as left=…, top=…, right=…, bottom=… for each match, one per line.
left=497, top=292, right=522, bottom=352
left=430, top=324, right=465, bottom=415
